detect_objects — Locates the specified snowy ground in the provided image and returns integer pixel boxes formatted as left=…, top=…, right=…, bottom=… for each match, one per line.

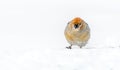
left=0, top=0, right=120, bottom=70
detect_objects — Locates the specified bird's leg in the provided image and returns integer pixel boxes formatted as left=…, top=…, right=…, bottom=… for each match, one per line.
left=80, top=46, right=82, bottom=48
left=79, top=45, right=83, bottom=48
left=66, top=44, right=72, bottom=49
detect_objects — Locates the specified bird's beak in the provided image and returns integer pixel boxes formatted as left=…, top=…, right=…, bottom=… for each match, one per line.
left=74, top=24, right=79, bottom=29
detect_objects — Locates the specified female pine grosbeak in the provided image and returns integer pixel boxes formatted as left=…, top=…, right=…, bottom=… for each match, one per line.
left=64, top=17, right=90, bottom=49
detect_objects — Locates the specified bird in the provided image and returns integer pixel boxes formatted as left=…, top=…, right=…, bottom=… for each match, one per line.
left=64, top=17, right=90, bottom=49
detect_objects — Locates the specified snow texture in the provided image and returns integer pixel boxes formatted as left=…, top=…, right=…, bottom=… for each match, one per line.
left=0, top=0, right=120, bottom=70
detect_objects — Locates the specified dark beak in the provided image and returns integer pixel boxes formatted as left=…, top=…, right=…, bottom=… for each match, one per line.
left=74, top=24, right=79, bottom=29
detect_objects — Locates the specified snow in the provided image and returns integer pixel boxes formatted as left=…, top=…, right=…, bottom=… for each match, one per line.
left=0, top=0, right=120, bottom=70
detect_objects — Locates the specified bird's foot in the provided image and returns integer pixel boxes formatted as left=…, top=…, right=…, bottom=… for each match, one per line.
left=79, top=46, right=83, bottom=48
left=66, top=45, right=72, bottom=49
left=66, top=46, right=71, bottom=49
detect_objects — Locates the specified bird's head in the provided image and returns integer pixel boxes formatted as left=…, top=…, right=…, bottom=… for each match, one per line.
left=68, top=17, right=85, bottom=31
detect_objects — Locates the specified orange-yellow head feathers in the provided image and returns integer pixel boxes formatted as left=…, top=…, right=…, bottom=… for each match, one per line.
left=71, top=17, right=83, bottom=25
left=68, top=17, right=84, bottom=30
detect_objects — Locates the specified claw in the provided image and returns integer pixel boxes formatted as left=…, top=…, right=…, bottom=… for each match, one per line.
left=66, top=46, right=72, bottom=49
left=66, top=45, right=72, bottom=49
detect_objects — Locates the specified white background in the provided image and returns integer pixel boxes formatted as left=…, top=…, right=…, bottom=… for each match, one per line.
left=0, top=0, right=120, bottom=70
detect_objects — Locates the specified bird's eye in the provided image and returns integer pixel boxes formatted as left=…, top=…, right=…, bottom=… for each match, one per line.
left=74, top=24, right=79, bottom=29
